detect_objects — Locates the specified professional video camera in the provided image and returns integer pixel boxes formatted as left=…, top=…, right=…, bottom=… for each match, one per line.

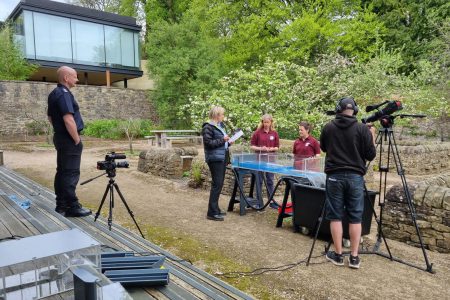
left=97, top=152, right=129, bottom=171
left=81, top=152, right=144, bottom=238
left=361, top=100, right=403, bottom=125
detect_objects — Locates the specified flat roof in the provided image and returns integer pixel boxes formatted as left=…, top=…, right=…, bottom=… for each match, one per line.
left=8, top=0, right=141, bottom=31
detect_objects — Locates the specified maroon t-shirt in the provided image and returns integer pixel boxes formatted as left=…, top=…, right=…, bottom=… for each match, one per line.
left=250, top=129, right=280, bottom=150
left=293, top=136, right=320, bottom=158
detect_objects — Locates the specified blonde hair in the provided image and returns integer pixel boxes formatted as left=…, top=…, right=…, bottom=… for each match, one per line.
left=257, top=114, right=275, bottom=131
left=208, top=106, right=225, bottom=121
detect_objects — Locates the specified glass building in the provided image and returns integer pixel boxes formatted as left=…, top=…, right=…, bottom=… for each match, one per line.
left=8, top=0, right=143, bottom=86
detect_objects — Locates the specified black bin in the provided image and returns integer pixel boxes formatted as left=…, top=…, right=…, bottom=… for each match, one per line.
left=291, top=183, right=377, bottom=239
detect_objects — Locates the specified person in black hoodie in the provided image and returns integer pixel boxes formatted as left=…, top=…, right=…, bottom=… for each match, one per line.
left=202, top=106, right=233, bottom=221
left=320, top=97, right=376, bottom=269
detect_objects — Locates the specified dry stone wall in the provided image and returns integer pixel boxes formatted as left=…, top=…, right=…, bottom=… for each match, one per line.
left=138, top=147, right=198, bottom=179
left=0, top=80, right=158, bottom=136
left=383, top=173, right=450, bottom=253
left=378, top=142, right=450, bottom=175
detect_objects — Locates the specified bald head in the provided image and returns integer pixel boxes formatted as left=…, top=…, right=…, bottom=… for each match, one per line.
left=57, top=66, right=78, bottom=89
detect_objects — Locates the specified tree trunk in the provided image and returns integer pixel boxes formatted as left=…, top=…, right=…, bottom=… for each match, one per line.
left=129, top=137, right=133, bottom=154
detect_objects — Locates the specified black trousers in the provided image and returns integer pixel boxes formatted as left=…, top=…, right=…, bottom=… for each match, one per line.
left=207, top=160, right=226, bottom=216
left=53, top=134, right=83, bottom=208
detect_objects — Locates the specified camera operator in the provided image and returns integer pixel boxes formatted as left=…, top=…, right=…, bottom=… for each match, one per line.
left=320, top=97, right=376, bottom=269
left=47, top=66, right=91, bottom=218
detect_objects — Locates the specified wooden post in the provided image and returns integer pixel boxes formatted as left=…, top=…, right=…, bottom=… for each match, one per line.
left=106, top=69, right=110, bottom=87
left=84, top=72, right=88, bottom=85
left=0, top=150, right=4, bottom=166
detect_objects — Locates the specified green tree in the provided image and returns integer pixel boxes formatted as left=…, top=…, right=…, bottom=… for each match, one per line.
left=146, top=17, right=225, bottom=127
left=0, top=24, right=37, bottom=80
left=70, top=0, right=121, bottom=13
left=364, top=0, right=450, bottom=71
left=118, top=118, right=142, bottom=154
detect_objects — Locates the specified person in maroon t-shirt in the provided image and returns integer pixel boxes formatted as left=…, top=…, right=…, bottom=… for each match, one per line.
left=292, top=121, right=320, bottom=170
left=250, top=114, right=280, bottom=199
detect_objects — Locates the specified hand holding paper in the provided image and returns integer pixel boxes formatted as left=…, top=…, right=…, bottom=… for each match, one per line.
left=229, top=129, right=243, bottom=143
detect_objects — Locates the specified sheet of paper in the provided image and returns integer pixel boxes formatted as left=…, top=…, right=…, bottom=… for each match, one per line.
left=229, top=129, right=243, bottom=143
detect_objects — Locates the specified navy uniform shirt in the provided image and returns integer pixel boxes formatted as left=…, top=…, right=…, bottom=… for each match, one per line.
left=47, top=83, right=84, bottom=136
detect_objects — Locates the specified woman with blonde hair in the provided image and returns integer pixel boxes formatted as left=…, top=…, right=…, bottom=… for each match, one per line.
left=250, top=114, right=280, bottom=198
left=201, top=106, right=233, bottom=221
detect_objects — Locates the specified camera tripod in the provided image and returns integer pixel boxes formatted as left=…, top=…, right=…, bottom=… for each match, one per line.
left=81, top=169, right=145, bottom=239
left=306, top=114, right=433, bottom=273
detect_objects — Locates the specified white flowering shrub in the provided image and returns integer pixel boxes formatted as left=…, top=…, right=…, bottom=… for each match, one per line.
left=182, top=53, right=448, bottom=140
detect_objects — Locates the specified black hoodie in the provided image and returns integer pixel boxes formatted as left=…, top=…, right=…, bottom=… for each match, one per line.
left=320, top=114, right=376, bottom=175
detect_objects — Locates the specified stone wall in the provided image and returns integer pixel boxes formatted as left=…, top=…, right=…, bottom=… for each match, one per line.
left=0, top=80, right=158, bottom=136
left=137, top=147, right=198, bottom=179
left=377, top=142, right=450, bottom=175
left=383, top=173, right=450, bottom=253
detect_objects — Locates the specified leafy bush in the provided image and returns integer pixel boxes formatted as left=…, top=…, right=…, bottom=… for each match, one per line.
left=184, top=51, right=448, bottom=140
left=83, top=120, right=122, bottom=139
left=26, top=120, right=50, bottom=135
left=189, top=160, right=205, bottom=188
left=83, top=119, right=154, bottom=139
left=183, top=59, right=327, bottom=139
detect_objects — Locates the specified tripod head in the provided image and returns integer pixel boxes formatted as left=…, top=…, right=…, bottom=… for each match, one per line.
left=378, top=114, right=427, bottom=129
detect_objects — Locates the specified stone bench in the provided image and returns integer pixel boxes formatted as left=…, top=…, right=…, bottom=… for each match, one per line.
left=166, top=136, right=203, bottom=147
left=144, top=135, right=156, bottom=145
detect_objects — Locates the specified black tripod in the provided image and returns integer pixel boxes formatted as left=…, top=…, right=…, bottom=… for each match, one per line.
left=307, top=114, right=433, bottom=273
left=81, top=169, right=145, bottom=239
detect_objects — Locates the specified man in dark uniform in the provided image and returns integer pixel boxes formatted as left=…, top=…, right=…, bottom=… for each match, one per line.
left=47, top=66, right=91, bottom=217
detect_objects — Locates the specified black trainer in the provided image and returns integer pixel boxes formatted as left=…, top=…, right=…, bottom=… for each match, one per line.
left=325, top=251, right=344, bottom=266
left=349, top=255, right=360, bottom=269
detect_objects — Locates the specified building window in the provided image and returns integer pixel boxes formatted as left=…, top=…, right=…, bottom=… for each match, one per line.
left=13, top=11, right=35, bottom=59
left=105, top=26, right=139, bottom=68
left=134, top=32, right=140, bottom=68
left=71, top=19, right=105, bottom=66
left=13, top=10, right=140, bottom=69
left=33, top=12, right=72, bottom=63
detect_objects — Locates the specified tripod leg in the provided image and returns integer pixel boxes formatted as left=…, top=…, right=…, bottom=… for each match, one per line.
left=94, top=183, right=110, bottom=222
left=306, top=201, right=327, bottom=266
left=307, top=187, right=328, bottom=266
left=108, top=184, right=114, bottom=231
left=113, top=183, right=145, bottom=239
left=389, top=132, right=433, bottom=272
left=363, top=185, right=393, bottom=259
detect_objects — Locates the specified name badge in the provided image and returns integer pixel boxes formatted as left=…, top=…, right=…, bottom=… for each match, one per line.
left=269, top=136, right=274, bottom=141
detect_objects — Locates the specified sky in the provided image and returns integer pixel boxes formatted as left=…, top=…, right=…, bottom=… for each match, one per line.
left=0, top=0, right=68, bottom=21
